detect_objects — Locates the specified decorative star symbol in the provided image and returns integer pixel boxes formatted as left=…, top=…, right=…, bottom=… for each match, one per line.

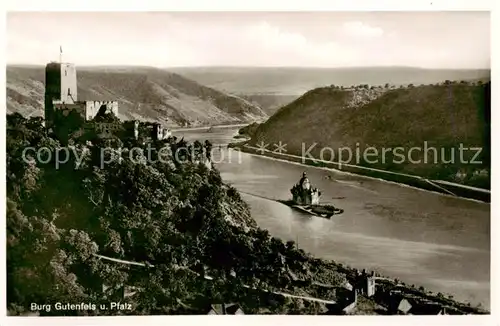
left=273, top=141, right=287, bottom=154
left=256, top=141, right=269, bottom=154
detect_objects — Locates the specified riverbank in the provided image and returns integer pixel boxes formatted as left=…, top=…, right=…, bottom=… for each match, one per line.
left=171, top=123, right=251, bottom=132
left=229, top=142, right=490, bottom=203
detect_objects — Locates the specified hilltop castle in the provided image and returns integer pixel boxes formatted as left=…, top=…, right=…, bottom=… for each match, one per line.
left=44, top=59, right=170, bottom=142
left=44, top=61, right=119, bottom=130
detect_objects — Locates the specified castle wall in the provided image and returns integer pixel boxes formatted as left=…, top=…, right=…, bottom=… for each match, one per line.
left=311, top=191, right=320, bottom=205
left=51, top=102, right=87, bottom=142
left=85, top=101, right=119, bottom=121
left=53, top=101, right=120, bottom=122
left=292, top=189, right=320, bottom=205
left=94, top=122, right=123, bottom=138
left=53, top=102, right=86, bottom=118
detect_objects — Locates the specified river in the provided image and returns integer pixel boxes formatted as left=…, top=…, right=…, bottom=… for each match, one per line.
left=172, top=127, right=490, bottom=309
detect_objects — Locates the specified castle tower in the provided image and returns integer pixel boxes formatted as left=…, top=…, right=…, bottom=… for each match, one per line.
left=152, top=123, right=164, bottom=140
left=44, top=62, right=78, bottom=128
left=366, top=276, right=376, bottom=297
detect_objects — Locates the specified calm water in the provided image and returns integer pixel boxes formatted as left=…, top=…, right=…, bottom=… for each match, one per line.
left=173, top=128, right=490, bottom=309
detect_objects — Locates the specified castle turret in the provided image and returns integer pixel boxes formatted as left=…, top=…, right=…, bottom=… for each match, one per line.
left=302, top=178, right=311, bottom=190
left=292, top=172, right=321, bottom=205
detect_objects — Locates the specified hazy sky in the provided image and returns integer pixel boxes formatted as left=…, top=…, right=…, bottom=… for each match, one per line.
left=6, top=12, right=490, bottom=68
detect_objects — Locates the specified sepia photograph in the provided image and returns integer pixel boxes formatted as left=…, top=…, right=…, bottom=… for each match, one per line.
left=3, top=6, right=493, bottom=322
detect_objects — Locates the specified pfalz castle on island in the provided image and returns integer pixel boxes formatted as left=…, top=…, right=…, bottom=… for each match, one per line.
left=44, top=60, right=170, bottom=142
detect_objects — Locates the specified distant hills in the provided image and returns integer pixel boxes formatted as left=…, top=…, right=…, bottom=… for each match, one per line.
left=238, top=94, right=299, bottom=116
left=6, top=65, right=268, bottom=127
left=248, top=82, right=491, bottom=189
left=167, top=67, right=490, bottom=96
left=167, top=66, right=490, bottom=115
left=167, top=66, right=490, bottom=95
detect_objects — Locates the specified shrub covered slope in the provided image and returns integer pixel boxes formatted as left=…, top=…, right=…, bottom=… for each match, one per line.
left=250, top=82, right=490, bottom=189
left=7, top=113, right=351, bottom=315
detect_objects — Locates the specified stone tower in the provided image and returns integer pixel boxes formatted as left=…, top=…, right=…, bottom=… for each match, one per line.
left=366, top=276, right=376, bottom=297
left=44, top=62, right=78, bottom=128
left=152, top=123, right=164, bottom=140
